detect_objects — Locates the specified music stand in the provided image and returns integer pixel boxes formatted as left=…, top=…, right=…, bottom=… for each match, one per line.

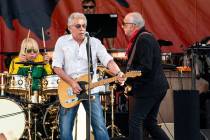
left=85, top=14, right=118, bottom=39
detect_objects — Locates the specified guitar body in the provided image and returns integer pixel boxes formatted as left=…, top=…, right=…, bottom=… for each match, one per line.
left=58, top=71, right=142, bottom=108
left=58, top=74, right=90, bottom=108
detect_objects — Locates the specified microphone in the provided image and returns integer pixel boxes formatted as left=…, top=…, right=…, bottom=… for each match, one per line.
left=85, top=32, right=89, bottom=37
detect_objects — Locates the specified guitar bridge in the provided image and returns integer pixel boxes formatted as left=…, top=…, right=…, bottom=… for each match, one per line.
left=65, top=97, right=78, bottom=103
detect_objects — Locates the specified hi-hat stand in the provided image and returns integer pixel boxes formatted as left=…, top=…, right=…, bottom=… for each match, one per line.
left=25, top=66, right=32, bottom=140
left=15, top=61, right=46, bottom=139
left=107, top=84, right=123, bottom=138
left=0, top=72, right=7, bottom=96
left=25, top=66, right=41, bottom=140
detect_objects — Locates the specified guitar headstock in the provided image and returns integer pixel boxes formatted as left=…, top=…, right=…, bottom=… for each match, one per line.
left=125, top=71, right=142, bottom=78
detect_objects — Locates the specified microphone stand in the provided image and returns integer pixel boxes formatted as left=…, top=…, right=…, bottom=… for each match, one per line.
left=188, top=43, right=199, bottom=90
left=191, top=49, right=196, bottom=90
left=86, top=33, right=92, bottom=140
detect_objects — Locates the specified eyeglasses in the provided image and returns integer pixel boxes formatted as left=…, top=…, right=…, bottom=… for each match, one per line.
left=82, top=5, right=95, bottom=9
left=122, top=21, right=136, bottom=27
left=26, top=49, right=38, bottom=53
left=74, top=24, right=87, bottom=29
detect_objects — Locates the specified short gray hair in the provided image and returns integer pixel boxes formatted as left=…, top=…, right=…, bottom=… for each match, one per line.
left=67, top=12, right=87, bottom=26
left=127, top=12, right=145, bottom=28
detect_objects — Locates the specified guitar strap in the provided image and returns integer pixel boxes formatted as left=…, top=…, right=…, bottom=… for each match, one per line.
left=126, top=31, right=151, bottom=72
left=86, top=35, right=94, bottom=79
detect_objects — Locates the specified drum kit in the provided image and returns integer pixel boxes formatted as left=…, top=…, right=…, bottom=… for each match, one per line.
left=0, top=63, right=129, bottom=139
left=0, top=62, right=60, bottom=140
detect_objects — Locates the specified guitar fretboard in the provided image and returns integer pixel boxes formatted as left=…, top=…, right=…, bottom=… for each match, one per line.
left=84, top=72, right=141, bottom=90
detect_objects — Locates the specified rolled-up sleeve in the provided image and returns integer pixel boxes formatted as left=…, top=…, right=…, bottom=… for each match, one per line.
left=95, top=39, right=113, bottom=67
left=52, top=38, right=64, bottom=68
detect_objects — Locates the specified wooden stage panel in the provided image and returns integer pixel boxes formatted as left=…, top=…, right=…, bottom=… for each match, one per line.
left=158, top=70, right=192, bottom=123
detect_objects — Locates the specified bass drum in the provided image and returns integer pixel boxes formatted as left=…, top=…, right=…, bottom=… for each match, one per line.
left=43, top=102, right=60, bottom=139
left=0, top=97, right=26, bottom=140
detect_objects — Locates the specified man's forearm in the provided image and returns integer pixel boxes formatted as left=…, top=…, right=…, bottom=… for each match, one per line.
left=107, top=60, right=122, bottom=75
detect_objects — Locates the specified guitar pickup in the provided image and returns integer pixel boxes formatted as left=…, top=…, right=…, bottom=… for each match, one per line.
left=67, top=88, right=73, bottom=96
left=64, top=97, right=78, bottom=103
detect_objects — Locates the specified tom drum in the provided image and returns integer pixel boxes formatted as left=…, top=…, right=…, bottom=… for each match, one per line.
left=42, top=75, right=60, bottom=96
left=6, top=75, right=27, bottom=95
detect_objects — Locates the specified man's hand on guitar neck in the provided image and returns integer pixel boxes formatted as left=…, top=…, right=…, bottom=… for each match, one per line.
left=116, top=71, right=126, bottom=86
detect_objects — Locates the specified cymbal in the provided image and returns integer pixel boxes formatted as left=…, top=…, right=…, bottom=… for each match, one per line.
left=16, top=61, right=46, bottom=65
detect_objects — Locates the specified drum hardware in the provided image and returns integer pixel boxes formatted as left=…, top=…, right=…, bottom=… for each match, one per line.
left=0, top=93, right=59, bottom=139
left=42, top=75, right=60, bottom=95
left=0, top=73, right=7, bottom=96
left=34, top=114, right=38, bottom=140
left=16, top=61, right=46, bottom=66
left=50, top=122, right=58, bottom=140
left=124, top=84, right=132, bottom=95
left=6, top=75, right=27, bottom=96
left=32, top=113, right=43, bottom=140
left=98, top=75, right=111, bottom=124
left=103, top=78, right=111, bottom=124
left=43, top=103, right=59, bottom=140
left=23, top=65, right=43, bottom=140
left=2, top=62, right=60, bottom=139
left=102, top=91, right=111, bottom=125
left=30, top=90, right=44, bottom=104
left=26, top=67, right=33, bottom=140
left=25, top=66, right=45, bottom=140
left=100, top=82, right=111, bottom=125
left=107, top=84, right=123, bottom=138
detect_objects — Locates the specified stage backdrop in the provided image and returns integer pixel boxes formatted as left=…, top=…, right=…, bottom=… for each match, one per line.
left=1, top=0, right=210, bottom=71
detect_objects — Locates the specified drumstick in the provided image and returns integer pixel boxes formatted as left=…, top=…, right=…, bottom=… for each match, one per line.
left=24, top=29, right=30, bottom=55
left=42, top=27, right=47, bottom=54
left=27, top=29, right=30, bottom=39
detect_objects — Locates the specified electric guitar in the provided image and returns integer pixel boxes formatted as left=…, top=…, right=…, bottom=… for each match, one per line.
left=58, top=71, right=141, bottom=108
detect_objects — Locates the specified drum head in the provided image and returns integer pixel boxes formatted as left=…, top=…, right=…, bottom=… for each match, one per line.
left=42, top=75, right=60, bottom=95
left=0, top=97, right=25, bottom=139
left=6, top=75, right=27, bottom=95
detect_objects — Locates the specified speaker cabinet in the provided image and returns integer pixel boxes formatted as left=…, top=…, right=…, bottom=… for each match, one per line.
left=174, top=90, right=200, bottom=140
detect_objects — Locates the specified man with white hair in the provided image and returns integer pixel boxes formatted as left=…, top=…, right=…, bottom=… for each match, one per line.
left=122, top=12, right=170, bottom=140
left=52, top=12, right=124, bottom=140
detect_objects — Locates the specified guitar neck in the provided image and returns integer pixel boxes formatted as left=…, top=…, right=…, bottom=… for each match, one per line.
left=89, top=76, right=117, bottom=90
left=85, top=72, right=141, bottom=90
left=84, top=73, right=133, bottom=90
left=84, top=76, right=117, bottom=91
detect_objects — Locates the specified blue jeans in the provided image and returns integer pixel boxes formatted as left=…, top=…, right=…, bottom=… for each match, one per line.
left=59, top=94, right=109, bottom=140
